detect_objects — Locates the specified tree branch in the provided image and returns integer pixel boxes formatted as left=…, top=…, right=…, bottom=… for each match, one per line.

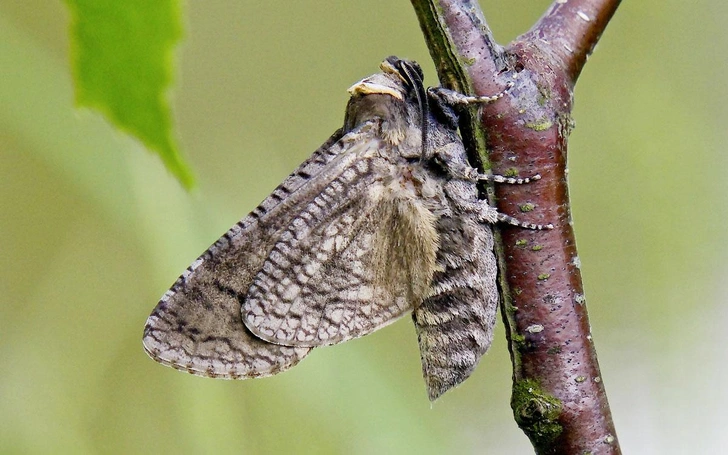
left=411, top=0, right=621, bottom=453
left=524, top=0, right=622, bottom=82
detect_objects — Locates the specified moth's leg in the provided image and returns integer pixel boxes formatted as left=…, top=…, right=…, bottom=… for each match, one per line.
left=494, top=209, right=553, bottom=230
left=428, top=83, right=515, bottom=108
left=440, top=158, right=542, bottom=185
left=440, top=157, right=551, bottom=229
left=443, top=181, right=553, bottom=230
left=433, top=143, right=541, bottom=185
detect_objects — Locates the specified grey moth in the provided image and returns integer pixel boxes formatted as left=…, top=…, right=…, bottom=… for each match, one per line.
left=143, top=56, right=548, bottom=400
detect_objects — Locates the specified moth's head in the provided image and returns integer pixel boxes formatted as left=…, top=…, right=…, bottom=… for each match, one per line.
left=343, top=57, right=427, bottom=144
left=347, top=57, right=424, bottom=100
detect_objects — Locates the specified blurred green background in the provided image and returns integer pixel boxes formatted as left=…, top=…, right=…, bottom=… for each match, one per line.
left=2, top=1, right=726, bottom=453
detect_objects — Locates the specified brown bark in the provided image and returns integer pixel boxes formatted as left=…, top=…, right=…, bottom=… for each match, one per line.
left=410, top=0, right=622, bottom=453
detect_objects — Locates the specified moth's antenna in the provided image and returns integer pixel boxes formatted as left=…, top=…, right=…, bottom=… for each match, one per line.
left=395, top=59, right=429, bottom=158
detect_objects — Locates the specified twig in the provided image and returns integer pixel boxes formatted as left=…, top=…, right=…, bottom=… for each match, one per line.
left=410, top=0, right=621, bottom=453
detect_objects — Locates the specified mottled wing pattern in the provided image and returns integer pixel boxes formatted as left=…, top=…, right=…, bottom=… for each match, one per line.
left=142, top=277, right=310, bottom=379
left=243, top=139, right=440, bottom=347
left=143, top=123, right=380, bottom=378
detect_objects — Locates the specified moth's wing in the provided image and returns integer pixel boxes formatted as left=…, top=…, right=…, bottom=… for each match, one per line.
left=242, top=133, right=441, bottom=347
left=143, top=127, right=366, bottom=378
left=143, top=280, right=310, bottom=379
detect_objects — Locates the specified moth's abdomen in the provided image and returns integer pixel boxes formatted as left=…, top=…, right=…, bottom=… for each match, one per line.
left=414, top=211, right=499, bottom=401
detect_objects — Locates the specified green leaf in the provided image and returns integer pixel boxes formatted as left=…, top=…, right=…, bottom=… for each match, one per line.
left=65, top=0, right=194, bottom=189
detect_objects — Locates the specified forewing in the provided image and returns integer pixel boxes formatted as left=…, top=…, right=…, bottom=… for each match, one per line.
left=143, top=124, right=379, bottom=378
left=243, top=148, right=440, bottom=347
left=143, top=277, right=310, bottom=378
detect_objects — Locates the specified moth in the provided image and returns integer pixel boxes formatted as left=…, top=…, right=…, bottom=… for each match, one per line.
left=143, top=56, right=550, bottom=401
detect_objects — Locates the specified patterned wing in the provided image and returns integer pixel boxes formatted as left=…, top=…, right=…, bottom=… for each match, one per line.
left=143, top=277, right=310, bottom=379
left=143, top=123, right=381, bottom=378
left=242, top=144, right=441, bottom=348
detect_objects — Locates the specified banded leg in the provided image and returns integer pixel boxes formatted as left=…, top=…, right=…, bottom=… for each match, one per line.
left=441, top=158, right=542, bottom=185
left=444, top=184, right=553, bottom=230
left=428, top=81, right=515, bottom=107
